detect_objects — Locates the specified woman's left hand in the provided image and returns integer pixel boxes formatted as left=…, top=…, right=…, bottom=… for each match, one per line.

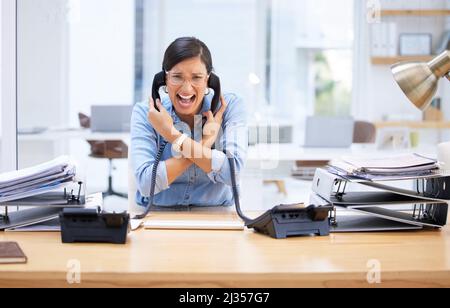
left=202, top=95, right=228, bottom=148
left=148, top=97, right=179, bottom=143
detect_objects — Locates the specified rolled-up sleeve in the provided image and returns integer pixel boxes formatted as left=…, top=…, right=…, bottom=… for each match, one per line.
left=131, top=102, right=170, bottom=197
left=207, top=94, right=248, bottom=186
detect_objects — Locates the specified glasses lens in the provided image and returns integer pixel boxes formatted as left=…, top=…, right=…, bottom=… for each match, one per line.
left=169, top=75, right=184, bottom=86
left=191, top=76, right=206, bottom=87
left=167, top=73, right=206, bottom=87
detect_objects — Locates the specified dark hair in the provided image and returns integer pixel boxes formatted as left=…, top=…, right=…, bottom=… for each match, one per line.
left=162, top=37, right=213, bottom=73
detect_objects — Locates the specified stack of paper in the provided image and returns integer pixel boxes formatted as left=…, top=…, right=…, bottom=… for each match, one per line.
left=327, top=153, right=439, bottom=181
left=0, top=156, right=77, bottom=203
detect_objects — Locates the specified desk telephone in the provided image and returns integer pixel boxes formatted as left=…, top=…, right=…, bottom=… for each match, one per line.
left=134, top=71, right=332, bottom=239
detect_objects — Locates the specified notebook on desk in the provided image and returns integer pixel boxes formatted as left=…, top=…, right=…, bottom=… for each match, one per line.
left=0, top=242, right=27, bottom=264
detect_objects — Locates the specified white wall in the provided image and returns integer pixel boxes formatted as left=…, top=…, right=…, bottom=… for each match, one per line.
left=68, top=0, right=135, bottom=126
left=17, top=0, right=69, bottom=129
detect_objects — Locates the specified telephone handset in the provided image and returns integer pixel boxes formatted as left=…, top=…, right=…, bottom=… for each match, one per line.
left=151, top=71, right=222, bottom=114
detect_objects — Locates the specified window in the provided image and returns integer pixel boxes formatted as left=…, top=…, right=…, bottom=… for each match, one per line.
left=268, top=0, right=354, bottom=119
left=314, top=49, right=353, bottom=116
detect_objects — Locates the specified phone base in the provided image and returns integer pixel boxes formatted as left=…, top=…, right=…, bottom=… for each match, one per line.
left=246, top=204, right=332, bottom=239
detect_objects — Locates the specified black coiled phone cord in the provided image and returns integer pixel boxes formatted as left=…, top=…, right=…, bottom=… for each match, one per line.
left=133, top=140, right=168, bottom=220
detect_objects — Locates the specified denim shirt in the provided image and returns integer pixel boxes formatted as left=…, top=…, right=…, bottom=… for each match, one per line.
left=131, top=93, right=248, bottom=207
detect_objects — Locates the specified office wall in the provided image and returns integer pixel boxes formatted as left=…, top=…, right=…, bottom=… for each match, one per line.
left=17, top=0, right=69, bottom=129
left=68, top=0, right=135, bottom=127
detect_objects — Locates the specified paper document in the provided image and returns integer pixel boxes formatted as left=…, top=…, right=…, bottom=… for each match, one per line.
left=0, top=156, right=78, bottom=203
left=328, top=153, right=438, bottom=181
left=130, top=219, right=144, bottom=231
left=0, top=156, right=71, bottom=187
left=0, top=166, right=75, bottom=194
left=341, top=153, right=437, bottom=171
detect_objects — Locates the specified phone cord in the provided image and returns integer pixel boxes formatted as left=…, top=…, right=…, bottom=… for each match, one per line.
left=227, top=155, right=253, bottom=225
left=133, top=139, right=168, bottom=220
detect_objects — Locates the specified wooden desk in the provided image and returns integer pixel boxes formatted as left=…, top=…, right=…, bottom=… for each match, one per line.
left=374, top=121, right=450, bottom=130
left=0, top=211, right=449, bottom=288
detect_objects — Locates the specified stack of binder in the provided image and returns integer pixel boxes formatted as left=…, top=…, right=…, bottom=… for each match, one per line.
left=0, top=156, right=80, bottom=203
left=327, top=153, right=439, bottom=181
left=311, top=154, right=448, bottom=232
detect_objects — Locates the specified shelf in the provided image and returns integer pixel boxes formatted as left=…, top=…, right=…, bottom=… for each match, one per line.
left=380, top=9, right=450, bottom=17
left=371, top=55, right=435, bottom=65
left=375, top=121, right=450, bottom=130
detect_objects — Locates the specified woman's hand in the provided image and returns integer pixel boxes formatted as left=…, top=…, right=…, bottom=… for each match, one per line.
left=148, top=97, right=180, bottom=143
left=202, top=96, right=228, bottom=149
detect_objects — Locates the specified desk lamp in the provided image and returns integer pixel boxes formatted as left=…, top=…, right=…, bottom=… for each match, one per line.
left=391, top=50, right=450, bottom=110
left=392, top=50, right=450, bottom=195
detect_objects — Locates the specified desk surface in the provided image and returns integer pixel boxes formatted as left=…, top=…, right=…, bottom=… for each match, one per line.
left=0, top=211, right=449, bottom=288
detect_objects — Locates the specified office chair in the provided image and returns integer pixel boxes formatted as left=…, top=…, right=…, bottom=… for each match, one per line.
left=353, top=121, right=377, bottom=143
left=87, top=140, right=129, bottom=199
left=79, top=113, right=128, bottom=199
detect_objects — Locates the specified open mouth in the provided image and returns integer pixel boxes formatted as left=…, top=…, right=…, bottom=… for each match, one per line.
left=176, top=94, right=196, bottom=108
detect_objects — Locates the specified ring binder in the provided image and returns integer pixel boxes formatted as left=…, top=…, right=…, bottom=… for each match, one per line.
left=0, top=181, right=86, bottom=230
left=312, top=168, right=449, bottom=232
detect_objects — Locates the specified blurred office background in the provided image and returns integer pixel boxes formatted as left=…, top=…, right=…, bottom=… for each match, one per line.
left=2, top=0, right=450, bottom=211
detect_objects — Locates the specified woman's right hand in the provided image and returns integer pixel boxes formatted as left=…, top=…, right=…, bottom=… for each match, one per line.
left=147, top=97, right=180, bottom=144
left=202, top=96, right=228, bottom=149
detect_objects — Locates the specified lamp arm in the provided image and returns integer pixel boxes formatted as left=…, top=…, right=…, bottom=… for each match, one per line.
left=429, top=51, right=450, bottom=78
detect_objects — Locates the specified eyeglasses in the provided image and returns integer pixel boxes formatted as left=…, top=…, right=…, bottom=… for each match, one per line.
left=165, top=71, right=209, bottom=87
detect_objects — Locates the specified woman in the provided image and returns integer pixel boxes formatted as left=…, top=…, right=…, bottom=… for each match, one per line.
left=131, top=37, right=248, bottom=209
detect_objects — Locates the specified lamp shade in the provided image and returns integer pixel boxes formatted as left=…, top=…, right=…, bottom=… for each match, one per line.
left=391, top=51, right=450, bottom=111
